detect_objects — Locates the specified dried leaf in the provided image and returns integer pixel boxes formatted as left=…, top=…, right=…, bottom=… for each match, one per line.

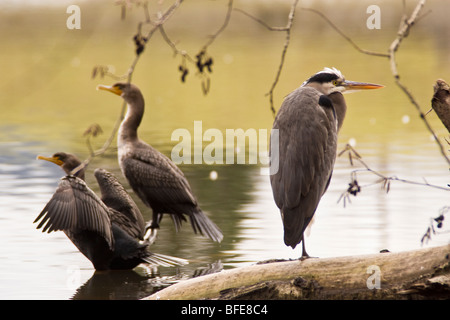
left=83, top=123, right=103, bottom=138
left=92, top=66, right=98, bottom=79
left=202, top=78, right=210, bottom=95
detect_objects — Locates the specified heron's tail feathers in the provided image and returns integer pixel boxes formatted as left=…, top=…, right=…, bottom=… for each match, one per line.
left=281, top=206, right=309, bottom=249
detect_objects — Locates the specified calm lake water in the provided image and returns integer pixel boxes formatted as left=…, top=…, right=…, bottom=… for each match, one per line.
left=0, top=0, right=449, bottom=299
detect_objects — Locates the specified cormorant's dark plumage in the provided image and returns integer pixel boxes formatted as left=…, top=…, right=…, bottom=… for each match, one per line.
left=36, top=152, right=187, bottom=270
left=98, top=82, right=223, bottom=243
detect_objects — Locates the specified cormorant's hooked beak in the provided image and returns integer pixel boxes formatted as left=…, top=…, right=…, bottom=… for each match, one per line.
left=342, top=80, right=384, bottom=93
left=37, top=155, right=63, bottom=166
left=96, top=84, right=123, bottom=96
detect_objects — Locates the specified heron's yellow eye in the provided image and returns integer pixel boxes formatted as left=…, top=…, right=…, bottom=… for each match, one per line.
left=332, top=80, right=339, bottom=86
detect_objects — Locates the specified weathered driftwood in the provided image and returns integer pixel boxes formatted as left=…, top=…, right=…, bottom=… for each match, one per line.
left=432, top=79, right=450, bottom=133
left=145, top=245, right=450, bottom=300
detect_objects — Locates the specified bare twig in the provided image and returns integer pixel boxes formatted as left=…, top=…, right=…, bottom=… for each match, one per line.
left=158, top=0, right=233, bottom=94
left=387, top=0, right=450, bottom=166
left=301, top=8, right=389, bottom=58
left=159, top=25, right=194, bottom=61
left=127, top=0, right=184, bottom=82
left=233, top=8, right=289, bottom=32
left=388, top=0, right=427, bottom=78
left=303, top=1, right=450, bottom=166
left=421, top=206, right=449, bottom=245
left=337, top=144, right=450, bottom=207
left=265, top=0, right=299, bottom=117
left=71, top=0, right=184, bottom=177
left=91, top=65, right=127, bottom=81
left=231, top=1, right=300, bottom=116
left=159, top=0, right=233, bottom=57
left=202, top=0, right=234, bottom=51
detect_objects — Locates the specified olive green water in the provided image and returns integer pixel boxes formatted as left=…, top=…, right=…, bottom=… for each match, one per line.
left=0, top=0, right=449, bottom=299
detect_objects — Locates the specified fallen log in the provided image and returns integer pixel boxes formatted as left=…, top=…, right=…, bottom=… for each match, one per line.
left=145, top=245, right=450, bottom=300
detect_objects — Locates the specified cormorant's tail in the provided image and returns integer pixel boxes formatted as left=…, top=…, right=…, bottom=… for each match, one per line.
left=143, top=252, right=188, bottom=267
left=189, top=209, right=224, bottom=243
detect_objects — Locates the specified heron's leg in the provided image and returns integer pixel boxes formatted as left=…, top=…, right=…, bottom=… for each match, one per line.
left=300, top=238, right=310, bottom=260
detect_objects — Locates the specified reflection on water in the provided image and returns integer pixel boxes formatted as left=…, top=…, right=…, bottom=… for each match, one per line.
left=1, top=0, right=450, bottom=300
left=1, top=131, right=448, bottom=299
left=72, top=269, right=164, bottom=300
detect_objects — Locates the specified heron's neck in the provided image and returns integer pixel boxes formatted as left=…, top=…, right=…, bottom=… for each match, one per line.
left=119, top=97, right=144, bottom=144
left=328, top=92, right=346, bottom=131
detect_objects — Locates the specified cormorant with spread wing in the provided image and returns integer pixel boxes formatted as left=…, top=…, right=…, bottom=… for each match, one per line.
left=35, top=152, right=187, bottom=270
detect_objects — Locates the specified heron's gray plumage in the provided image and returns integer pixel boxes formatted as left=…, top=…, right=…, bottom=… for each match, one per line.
left=271, top=87, right=339, bottom=248
left=270, top=67, right=382, bottom=256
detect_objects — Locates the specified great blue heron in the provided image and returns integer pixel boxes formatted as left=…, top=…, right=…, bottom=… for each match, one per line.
left=270, top=67, right=383, bottom=258
left=35, top=152, right=187, bottom=270
left=97, top=83, right=223, bottom=243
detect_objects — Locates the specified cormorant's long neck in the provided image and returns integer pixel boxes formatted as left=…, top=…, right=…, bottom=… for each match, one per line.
left=63, top=161, right=85, bottom=181
left=118, top=94, right=145, bottom=144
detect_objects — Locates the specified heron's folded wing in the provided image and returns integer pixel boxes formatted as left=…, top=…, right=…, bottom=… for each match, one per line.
left=270, top=88, right=336, bottom=210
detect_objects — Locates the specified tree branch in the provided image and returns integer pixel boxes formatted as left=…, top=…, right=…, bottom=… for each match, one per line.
left=145, top=245, right=450, bottom=300
left=388, top=0, right=427, bottom=78
left=71, top=0, right=185, bottom=177
left=302, top=1, right=450, bottom=166
left=233, top=8, right=289, bottom=32
left=301, top=8, right=389, bottom=58
left=263, top=0, right=300, bottom=116
left=158, top=0, right=233, bottom=94
left=337, top=144, right=450, bottom=208
left=201, top=0, right=234, bottom=51
left=387, top=0, right=450, bottom=166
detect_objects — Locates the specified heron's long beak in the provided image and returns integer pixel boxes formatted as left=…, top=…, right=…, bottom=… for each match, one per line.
left=37, top=155, right=63, bottom=166
left=342, top=80, right=384, bottom=92
left=96, top=84, right=123, bottom=96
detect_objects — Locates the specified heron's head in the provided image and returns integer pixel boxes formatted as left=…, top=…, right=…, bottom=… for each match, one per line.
left=302, top=67, right=383, bottom=95
left=37, top=152, right=84, bottom=179
left=97, top=82, right=143, bottom=104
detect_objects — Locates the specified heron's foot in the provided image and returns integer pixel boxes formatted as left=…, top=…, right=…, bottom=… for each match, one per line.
left=299, top=255, right=310, bottom=261
left=299, top=240, right=317, bottom=260
left=299, top=244, right=317, bottom=260
left=298, top=255, right=318, bottom=261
